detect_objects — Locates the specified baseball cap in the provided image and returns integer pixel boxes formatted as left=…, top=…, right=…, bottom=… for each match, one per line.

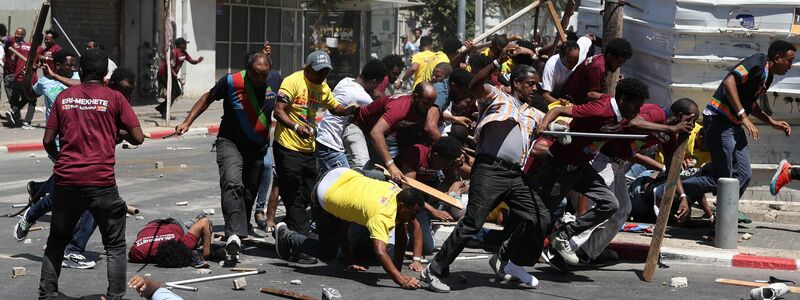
left=306, top=50, right=333, bottom=71
left=175, top=37, right=189, bottom=45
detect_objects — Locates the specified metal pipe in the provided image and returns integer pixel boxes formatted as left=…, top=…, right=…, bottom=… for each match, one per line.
left=51, top=18, right=81, bottom=57
left=459, top=0, right=542, bottom=52
left=165, top=283, right=198, bottom=291
left=165, top=270, right=265, bottom=286
left=715, top=177, right=739, bottom=249
left=541, top=131, right=648, bottom=139
left=475, top=0, right=484, bottom=34
left=457, top=0, right=466, bottom=40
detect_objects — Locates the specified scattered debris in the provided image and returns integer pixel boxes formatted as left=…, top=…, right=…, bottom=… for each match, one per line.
left=290, top=279, right=302, bottom=285
left=29, top=226, right=43, bottom=232
left=670, top=277, right=688, bottom=288
left=166, top=147, right=175, bottom=151
left=196, top=269, right=212, bottom=275
left=127, top=205, right=140, bottom=215
left=28, top=153, right=36, bottom=158
left=176, top=201, right=189, bottom=206
left=122, top=143, right=138, bottom=149
left=177, top=147, right=196, bottom=150
left=261, top=287, right=315, bottom=300
left=12, top=267, right=26, bottom=278
left=145, top=273, right=151, bottom=277
left=322, top=287, right=342, bottom=300
left=135, top=216, right=144, bottom=220
left=203, top=209, right=215, bottom=215
left=180, top=164, right=187, bottom=169
left=233, top=277, right=247, bottom=290
left=768, top=204, right=782, bottom=211
left=231, top=267, right=257, bottom=272
left=23, top=238, right=31, bottom=244
left=36, top=160, right=40, bottom=163
left=11, top=203, right=27, bottom=208
left=154, top=161, right=164, bottom=169
left=742, top=233, right=752, bottom=240
left=159, top=174, right=164, bottom=178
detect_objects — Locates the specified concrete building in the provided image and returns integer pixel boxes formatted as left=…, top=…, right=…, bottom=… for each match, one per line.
left=2, top=0, right=422, bottom=104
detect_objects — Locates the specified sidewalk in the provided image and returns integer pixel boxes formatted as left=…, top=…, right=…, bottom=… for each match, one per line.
left=0, top=98, right=224, bottom=153
left=607, top=220, right=800, bottom=271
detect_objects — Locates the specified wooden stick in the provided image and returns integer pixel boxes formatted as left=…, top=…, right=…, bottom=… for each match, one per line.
left=260, top=287, right=316, bottom=300
left=546, top=1, right=567, bottom=43
left=22, top=2, right=50, bottom=90
left=7, top=47, right=27, bottom=62
left=459, top=0, right=543, bottom=52
left=230, top=267, right=258, bottom=272
left=126, top=205, right=140, bottom=215
left=374, top=164, right=463, bottom=209
left=29, top=226, right=43, bottom=232
left=541, top=131, right=648, bottom=139
left=715, top=278, right=800, bottom=294
left=642, top=136, right=689, bottom=282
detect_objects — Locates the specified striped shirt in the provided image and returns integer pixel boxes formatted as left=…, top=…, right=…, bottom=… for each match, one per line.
left=474, top=84, right=544, bottom=164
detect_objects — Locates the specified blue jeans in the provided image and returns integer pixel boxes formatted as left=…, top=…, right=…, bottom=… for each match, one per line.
left=659, top=115, right=751, bottom=200
left=255, top=146, right=273, bottom=212
left=26, top=180, right=96, bottom=254
left=388, top=209, right=435, bottom=255
left=316, top=143, right=350, bottom=175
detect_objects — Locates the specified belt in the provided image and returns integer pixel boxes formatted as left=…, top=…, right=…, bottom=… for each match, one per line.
left=475, top=154, right=522, bottom=171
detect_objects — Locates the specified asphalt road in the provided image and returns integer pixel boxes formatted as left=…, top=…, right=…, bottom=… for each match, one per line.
left=0, top=136, right=796, bottom=299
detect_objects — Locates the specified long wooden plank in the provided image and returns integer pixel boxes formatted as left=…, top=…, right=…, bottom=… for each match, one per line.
left=21, top=2, right=50, bottom=90
left=260, top=287, right=316, bottom=300
left=546, top=1, right=567, bottom=42
left=374, top=164, right=463, bottom=210
left=642, top=136, right=689, bottom=281
left=715, top=278, right=800, bottom=294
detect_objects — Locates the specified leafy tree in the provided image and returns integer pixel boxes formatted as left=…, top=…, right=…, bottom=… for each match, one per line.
left=416, top=0, right=475, bottom=41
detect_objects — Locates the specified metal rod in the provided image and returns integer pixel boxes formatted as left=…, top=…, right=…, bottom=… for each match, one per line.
left=541, top=131, right=648, bottom=139
left=165, top=270, right=265, bottom=286
left=12, top=203, right=28, bottom=208
left=51, top=17, right=81, bottom=57
left=165, top=283, right=198, bottom=291
left=715, top=177, right=740, bottom=249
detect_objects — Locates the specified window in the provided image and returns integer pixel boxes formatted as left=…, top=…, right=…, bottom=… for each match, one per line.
left=215, top=2, right=303, bottom=76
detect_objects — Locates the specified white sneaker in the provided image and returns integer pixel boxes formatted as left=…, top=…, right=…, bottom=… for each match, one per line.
left=62, top=253, right=96, bottom=269
left=749, top=283, right=789, bottom=300
left=419, top=264, right=450, bottom=293
left=225, top=235, right=241, bottom=257
left=13, top=211, right=33, bottom=241
left=552, top=236, right=580, bottom=265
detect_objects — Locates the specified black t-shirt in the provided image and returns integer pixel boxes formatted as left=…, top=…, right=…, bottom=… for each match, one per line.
left=209, top=70, right=282, bottom=145
left=708, top=53, right=773, bottom=122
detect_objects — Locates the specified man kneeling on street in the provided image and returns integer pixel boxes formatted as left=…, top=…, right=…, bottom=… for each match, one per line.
left=274, top=167, right=425, bottom=289
left=128, top=215, right=216, bottom=268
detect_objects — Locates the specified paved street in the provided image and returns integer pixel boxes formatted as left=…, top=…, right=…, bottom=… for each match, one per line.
left=0, top=135, right=796, bottom=299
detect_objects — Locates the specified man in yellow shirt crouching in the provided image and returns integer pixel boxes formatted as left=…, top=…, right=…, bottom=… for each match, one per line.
left=274, top=168, right=425, bottom=289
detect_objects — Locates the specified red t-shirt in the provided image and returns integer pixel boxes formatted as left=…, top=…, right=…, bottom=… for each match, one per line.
left=560, top=54, right=606, bottom=105
left=601, top=104, right=667, bottom=160
left=46, top=83, right=141, bottom=186
left=549, top=95, right=627, bottom=166
left=4, top=41, right=41, bottom=83
left=355, top=94, right=424, bottom=134
left=158, top=47, right=193, bottom=76
left=399, top=144, right=439, bottom=183
left=41, top=43, right=62, bottom=70
left=375, top=75, right=390, bottom=95
left=128, top=222, right=199, bottom=263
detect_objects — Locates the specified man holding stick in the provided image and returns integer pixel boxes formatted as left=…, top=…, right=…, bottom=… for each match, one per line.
left=420, top=43, right=549, bottom=292
left=3, top=27, right=41, bottom=127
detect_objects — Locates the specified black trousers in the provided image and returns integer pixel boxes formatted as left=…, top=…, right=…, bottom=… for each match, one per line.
left=531, top=155, right=619, bottom=239
left=156, top=74, right=182, bottom=111
left=273, top=143, right=317, bottom=235
left=429, top=160, right=550, bottom=277
left=39, top=185, right=127, bottom=300
left=216, top=136, right=264, bottom=238
left=283, top=187, right=342, bottom=261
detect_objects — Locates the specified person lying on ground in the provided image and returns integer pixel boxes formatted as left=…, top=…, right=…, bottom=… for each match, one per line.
left=273, top=168, right=425, bottom=289
left=128, top=215, right=217, bottom=268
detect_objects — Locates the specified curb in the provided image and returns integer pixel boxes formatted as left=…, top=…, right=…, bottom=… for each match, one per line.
left=607, top=241, right=800, bottom=271
left=0, top=125, right=221, bottom=154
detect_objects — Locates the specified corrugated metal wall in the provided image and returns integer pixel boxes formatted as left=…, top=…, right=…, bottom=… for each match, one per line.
left=51, top=0, right=122, bottom=63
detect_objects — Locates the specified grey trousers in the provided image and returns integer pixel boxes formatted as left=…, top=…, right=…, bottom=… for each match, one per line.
left=216, top=137, right=264, bottom=238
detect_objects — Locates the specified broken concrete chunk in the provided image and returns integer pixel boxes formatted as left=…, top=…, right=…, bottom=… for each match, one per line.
left=154, top=161, right=164, bottom=169
left=196, top=269, right=212, bottom=275
left=135, top=216, right=145, bottom=220
left=742, top=233, right=752, bottom=240
left=203, top=209, right=215, bottom=215
left=12, top=267, right=26, bottom=278
left=233, top=277, right=247, bottom=290
left=669, top=277, right=688, bottom=288
left=176, top=201, right=188, bottom=206
left=290, top=279, right=302, bottom=285
left=180, top=164, right=187, bottom=169
left=23, top=238, right=31, bottom=244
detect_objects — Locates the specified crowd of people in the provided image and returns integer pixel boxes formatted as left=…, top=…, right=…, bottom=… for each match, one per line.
left=2, top=19, right=798, bottom=300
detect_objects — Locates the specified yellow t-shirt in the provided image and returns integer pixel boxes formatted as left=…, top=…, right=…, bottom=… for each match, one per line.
left=500, top=60, right=514, bottom=74
left=411, top=50, right=444, bottom=88
left=275, top=71, right=340, bottom=153
left=323, top=169, right=400, bottom=243
left=656, top=122, right=709, bottom=166
left=487, top=201, right=509, bottom=223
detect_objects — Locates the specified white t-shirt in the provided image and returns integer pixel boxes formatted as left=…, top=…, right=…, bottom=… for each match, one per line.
left=316, top=77, right=374, bottom=152
left=541, top=36, right=593, bottom=96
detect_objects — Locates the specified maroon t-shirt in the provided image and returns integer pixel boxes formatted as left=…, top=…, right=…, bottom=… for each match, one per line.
left=158, top=47, right=193, bottom=76
left=560, top=54, right=606, bottom=104
left=46, top=83, right=141, bottom=186
left=375, top=75, right=390, bottom=95
left=355, top=94, right=424, bottom=134
left=41, top=43, right=62, bottom=70
left=549, top=95, right=627, bottom=166
left=128, top=222, right=199, bottom=263
left=601, top=104, right=667, bottom=160
left=399, top=144, right=439, bottom=183
left=4, top=41, right=41, bottom=83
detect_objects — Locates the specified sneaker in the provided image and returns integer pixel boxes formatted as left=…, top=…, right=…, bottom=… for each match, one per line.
left=541, top=247, right=568, bottom=273
left=21, top=122, right=33, bottom=130
left=503, top=261, right=538, bottom=289
left=291, top=251, right=319, bottom=265
left=273, top=222, right=291, bottom=260
left=225, top=235, right=241, bottom=257
left=321, top=287, right=342, bottom=300
left=419, top=264, right=450, bottom=293
left=255, top=211, right=267, bottom=230
left=770, top=159, right=792, bottom=196
left=5, top=110, right=16, bottom=126
left=552, top=236, right=580, bottom=265
left=13, top=212, right=33, bottom=241
left=488, top=253, right=515, bottom=282
left=61, top=253, right=96, bottom=269
left=749, top=282, right=789, bottom=300
left=574, top=249, right=618, bottom=267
